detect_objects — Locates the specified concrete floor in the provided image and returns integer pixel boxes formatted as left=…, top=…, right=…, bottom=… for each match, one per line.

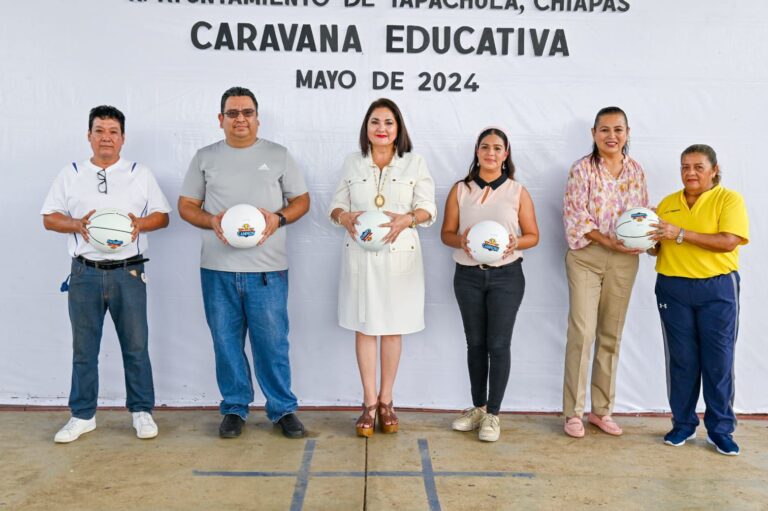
left=1, top=410, right=767, bottom=511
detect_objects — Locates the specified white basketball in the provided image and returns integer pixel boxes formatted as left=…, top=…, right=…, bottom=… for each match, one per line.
left=615, top=207, right=659, bottom=250
left=354, top=210, right=391, bottom=252
left=467, top=220, right=509, bottom=264
left=87, top=208, right=134, bottom=253
left=221, top=204, right=266, bottom=249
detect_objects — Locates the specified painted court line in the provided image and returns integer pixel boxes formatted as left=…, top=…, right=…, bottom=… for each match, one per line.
left=193, top=438, right=536, bottom=510
left=289, top=438, right=316, bottom=511
left=418, top=438, right=442, bottom=511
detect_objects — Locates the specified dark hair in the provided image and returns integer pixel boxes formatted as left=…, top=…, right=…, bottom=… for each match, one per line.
left=590, top=106, right=629, bottom=166
left=89, top=105, right=125, bottom=134
left=462, top=128, right=516, bottom=187
left=682, top=144, right=720, bottom=185
left=220, top=86, right=258, bottom=113
left=358, top=98, right=413, bottom=157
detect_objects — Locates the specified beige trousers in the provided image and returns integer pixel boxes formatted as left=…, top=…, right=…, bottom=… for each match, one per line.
left=563, top=244, right=639, bottom=418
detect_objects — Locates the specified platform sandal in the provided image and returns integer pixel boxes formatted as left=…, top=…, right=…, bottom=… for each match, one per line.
left=356, top=403, right=377, bottom=438
left=378, top=401, right=399, bottom=434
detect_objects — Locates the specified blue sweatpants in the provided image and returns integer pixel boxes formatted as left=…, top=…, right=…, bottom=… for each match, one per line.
left=655, top=272, right=740, bottom=435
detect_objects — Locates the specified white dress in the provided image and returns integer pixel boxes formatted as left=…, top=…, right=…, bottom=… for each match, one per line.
left=328, top=152, right=437, bottom=335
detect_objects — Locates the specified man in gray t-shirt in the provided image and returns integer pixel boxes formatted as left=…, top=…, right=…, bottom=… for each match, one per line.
left=179, top=86, right=310, bottom=439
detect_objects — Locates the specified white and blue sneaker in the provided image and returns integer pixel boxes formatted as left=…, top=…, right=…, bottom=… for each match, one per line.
left=707, top=432, right=740, bottom=456
left=663, top=428, right=696, bottom=447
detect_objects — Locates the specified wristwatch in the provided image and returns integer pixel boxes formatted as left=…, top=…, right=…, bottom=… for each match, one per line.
left=675, top=228, right=685, bottom=244
left=276, top=212, right=287, bottom=228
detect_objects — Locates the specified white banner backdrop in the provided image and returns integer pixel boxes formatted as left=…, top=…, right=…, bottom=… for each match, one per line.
left=1, top=0, right=766, bottom=413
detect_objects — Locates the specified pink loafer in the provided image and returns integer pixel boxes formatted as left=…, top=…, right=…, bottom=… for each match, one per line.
left=564, top=417, right=585, bottom=438
left=588, top=413, right=623, bottom=436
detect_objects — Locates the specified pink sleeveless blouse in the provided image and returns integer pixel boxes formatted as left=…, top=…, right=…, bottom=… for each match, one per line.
left=453, top=178, right=523, bottom=267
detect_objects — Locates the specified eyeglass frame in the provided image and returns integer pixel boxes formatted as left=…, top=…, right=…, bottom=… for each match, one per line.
left=222, top=108, right=257, bottom=119
left=97, top=168, right=108, bottom=194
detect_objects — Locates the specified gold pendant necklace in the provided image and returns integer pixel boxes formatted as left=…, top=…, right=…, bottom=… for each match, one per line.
left=374, top=166, right=388, bottom=208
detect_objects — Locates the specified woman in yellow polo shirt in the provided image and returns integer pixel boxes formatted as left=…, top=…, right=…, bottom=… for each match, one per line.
left=650, top=144, right=749, bottom=456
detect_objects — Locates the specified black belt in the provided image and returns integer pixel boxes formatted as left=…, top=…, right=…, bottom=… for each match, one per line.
left=459, top=258, right=523, bottom=271
left=75, top=254, right=149, bottom=270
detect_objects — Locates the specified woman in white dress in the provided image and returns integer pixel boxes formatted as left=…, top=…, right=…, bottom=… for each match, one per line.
left=328, top=98, right=436, bottom=437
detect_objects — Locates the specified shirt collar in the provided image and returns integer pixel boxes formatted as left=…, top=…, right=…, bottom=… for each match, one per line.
left=473, top=173, right=508, bottom=190
left=86, top=158, right=124, bottom=172
left=365, top=151, right=402, bottom=169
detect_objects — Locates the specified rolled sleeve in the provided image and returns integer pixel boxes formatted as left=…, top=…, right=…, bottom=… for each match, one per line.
left=411, top=154, right=437, bottom=227
left=327, top=155, right=356, bottom=226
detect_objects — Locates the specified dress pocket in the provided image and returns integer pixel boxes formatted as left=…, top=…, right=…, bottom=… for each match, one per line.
left=344, top=239, right=365, bottom=275
left=387, top=230, right=417, bottom=275
left=348, top=177, right=371, bottom=208
left=388, top=177, right=415, bottom=206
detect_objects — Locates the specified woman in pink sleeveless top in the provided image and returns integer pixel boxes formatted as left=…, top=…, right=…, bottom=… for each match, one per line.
left=440, top=127, right=539, bottom=442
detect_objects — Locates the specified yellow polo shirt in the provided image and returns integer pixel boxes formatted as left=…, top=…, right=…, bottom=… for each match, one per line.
left=655, top=185, right=749, bottom=278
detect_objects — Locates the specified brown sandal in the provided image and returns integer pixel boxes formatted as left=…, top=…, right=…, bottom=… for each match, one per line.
left=356, top=403, right=377, bottom=438
left=378, top=401, right=399, bottom=434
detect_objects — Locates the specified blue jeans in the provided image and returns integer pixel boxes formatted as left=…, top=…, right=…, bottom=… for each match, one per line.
left=67, top=258, right=155, bottom=419
left=200, top=269, right=298, bottom=422
left=453, top=260, right=525, bottom=416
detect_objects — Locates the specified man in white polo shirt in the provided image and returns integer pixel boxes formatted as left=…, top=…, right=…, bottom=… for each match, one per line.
left=178, top=86, right=310, bottom=439
left=41, top=105, right=171, bottom=443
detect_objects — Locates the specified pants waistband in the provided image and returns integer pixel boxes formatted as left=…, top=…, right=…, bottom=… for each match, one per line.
left=457, top=258, right=523, bottom=271
left=75, top=254, right=149, bottom=270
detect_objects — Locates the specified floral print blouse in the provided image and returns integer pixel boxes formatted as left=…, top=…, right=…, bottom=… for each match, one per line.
left=563, top=154, right=649, bottom=250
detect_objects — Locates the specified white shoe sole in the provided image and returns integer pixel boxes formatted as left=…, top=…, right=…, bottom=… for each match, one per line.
left=136, top=429, right=158, bottom=439
left=452, top=422, right=481, bottom=432
left=706, top=436, right=740, bottom=456
left=478, top=432, right=499, bottom=442
left=54, top=423, right=96, bottom=443
left=664, top=431, right=696, bottom=447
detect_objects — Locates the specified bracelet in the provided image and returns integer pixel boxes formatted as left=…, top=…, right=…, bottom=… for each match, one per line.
left=409, top=212, right=418, bottom=229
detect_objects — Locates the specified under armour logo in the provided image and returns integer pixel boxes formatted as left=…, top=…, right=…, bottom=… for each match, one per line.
left=658, top=303, right=668, bottom=309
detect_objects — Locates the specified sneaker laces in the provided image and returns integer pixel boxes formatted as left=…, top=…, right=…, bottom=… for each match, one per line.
left=134, top=412, right=154, bottom=428
left=481, top=414, right=499, bottom=429
left=61, top=418, right=82, bottom=432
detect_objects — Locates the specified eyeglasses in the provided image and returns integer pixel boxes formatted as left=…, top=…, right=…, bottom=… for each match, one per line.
left=223, top=109, right=256, bottom=119
left=97, top=168, right=108, bottom=194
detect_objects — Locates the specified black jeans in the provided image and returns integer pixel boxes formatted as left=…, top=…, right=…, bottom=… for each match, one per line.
left=453, top=260, right=525, bottom=415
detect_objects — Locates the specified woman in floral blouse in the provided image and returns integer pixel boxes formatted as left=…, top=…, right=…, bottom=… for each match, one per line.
left=561, top=106, right=649, bottom=438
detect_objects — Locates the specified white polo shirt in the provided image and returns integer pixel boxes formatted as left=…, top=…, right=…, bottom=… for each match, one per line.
left=41, top=158, right=171, bottom=261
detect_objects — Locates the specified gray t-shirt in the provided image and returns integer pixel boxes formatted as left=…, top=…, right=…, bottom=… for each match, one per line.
left=181, top=138, right=307, bottom=272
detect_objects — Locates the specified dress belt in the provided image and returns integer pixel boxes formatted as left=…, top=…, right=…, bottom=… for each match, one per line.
left=75, top=254, right=149, bottom=270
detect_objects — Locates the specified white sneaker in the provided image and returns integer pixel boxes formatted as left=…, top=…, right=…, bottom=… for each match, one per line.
left=54, top=416, right=96, bottom=443
left=452, top=407, right=487, bottom=432
left=132, top=411, right=158, bottom=439
left=478, top=413, right=501, bottom=442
